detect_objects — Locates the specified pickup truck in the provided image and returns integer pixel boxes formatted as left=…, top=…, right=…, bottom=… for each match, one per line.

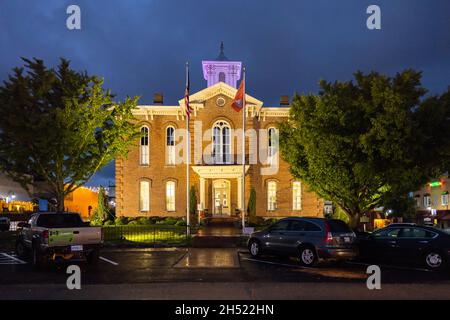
left=15, top=212, right=102, bottom=268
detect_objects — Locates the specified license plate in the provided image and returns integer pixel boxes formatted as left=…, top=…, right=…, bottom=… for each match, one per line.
left=71, top=245, right=83, bottom=252
left=344, top=237, right=350, bottom=243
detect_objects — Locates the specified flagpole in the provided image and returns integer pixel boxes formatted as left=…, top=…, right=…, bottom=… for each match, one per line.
left=185, top=62, right=190, bottom=236
left=241, top=66, right=246, bottom=232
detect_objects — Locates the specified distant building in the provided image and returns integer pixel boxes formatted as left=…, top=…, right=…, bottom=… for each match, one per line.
left=64, top=187, right=99, bottom=220
left=413, top=175, right=450, bottom=229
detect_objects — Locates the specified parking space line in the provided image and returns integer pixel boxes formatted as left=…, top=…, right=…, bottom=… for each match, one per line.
left=345, top=261, right=431, bottom=272
left=100, top=256, right=119, bottom=266
left=0, top=253, right=26, bottom=265
left=241, top=257, right=314, bottom=269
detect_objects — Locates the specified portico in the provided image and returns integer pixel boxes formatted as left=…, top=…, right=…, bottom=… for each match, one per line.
left=192, top=165, right=250, bottom=217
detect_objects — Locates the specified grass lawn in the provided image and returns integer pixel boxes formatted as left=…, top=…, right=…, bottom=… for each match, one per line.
left=102, top=225, right=195, bottom=246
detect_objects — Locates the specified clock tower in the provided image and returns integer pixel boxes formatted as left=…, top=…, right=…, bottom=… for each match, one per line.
left=202, top=42, right=242, bottom=88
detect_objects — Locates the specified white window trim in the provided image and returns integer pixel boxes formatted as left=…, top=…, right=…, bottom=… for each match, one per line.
left=140, top=126, right=150, bottom=166
left=267, top=181, right=277, bottom=211
left=166, top=181, right=176, bottom=212
left=139, top=180, right=150, bottom=212
left=442, top=194, right=449, bottom=206
left=166, top=126, right=176, bottom=165
left=212, top=120, right=231, bottom=164
left=292, top=181, right=302, bottom=211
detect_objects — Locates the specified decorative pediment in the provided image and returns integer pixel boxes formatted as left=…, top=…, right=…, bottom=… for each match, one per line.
left=177, top=82, right=264, bottom=116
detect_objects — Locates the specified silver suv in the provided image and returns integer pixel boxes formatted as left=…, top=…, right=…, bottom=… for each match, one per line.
left=248, top=217, right=358, bottom=266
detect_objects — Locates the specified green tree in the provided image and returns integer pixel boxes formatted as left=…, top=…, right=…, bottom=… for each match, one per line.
left=279, top=70, right=450, bottom=229
left=189, top=185, right=197, bottom=223
left=92, top=186, right=110, bottom=224
left=0, top=58, right=139, bottom=212
left=247, top=187, right=257, bottom=224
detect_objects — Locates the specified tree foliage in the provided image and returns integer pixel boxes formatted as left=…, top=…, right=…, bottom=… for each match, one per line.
left=247, top=187, right=257, bottom=224
left=92, top=186, right=110, bottom=224
left=0, top=58, right=139, bottom=211
left=279, top=70, right=450, bottom=228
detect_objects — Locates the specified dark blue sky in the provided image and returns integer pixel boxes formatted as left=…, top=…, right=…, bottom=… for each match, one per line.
left=1, top=0, right=450, bottom=186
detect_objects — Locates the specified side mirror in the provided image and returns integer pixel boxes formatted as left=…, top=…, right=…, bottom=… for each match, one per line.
left=17, top=222, right=29, bottom=229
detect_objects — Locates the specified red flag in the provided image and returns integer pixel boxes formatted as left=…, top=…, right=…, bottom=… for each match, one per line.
left=231, top=80, right=245, bottom=112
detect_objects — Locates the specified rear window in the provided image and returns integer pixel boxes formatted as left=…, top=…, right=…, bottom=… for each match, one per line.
left=327, top=219, right=351, bottom=232
left=36, top=214, right=84, bottom=228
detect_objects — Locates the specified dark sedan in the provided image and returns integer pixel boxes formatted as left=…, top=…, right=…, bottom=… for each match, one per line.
left=357, top=223, right=450, bottom=270
left=0, top=217, right=10, bottom=232
left=248, top=217, right=358, bottom=267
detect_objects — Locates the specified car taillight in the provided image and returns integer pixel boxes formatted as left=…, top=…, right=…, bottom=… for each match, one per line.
left=324, top=222, right=333, bottom=245
left=42, top=230, right=49, bottom=243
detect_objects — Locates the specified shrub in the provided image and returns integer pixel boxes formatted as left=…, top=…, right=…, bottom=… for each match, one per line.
left=137, top=217, right=152, bottom=225
left=103, top=220, right=114, bottom=226
left=127, top=220, right=139, bottom=226
left=164, top=217, right=178, bottom=225
left=114, top=216, right=128, bottom=226
left=175, top=220, right=187, bottom=226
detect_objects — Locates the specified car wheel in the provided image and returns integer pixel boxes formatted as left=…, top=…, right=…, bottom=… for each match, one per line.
left=424, top=251, right=446, bottom=271
left=31, top=247, right=47, bottom=269
left=248, top=240, right=261, bottom=257
left=15, top=240, right=27, bottom=258
left=299, top=246, right=317, bottom=267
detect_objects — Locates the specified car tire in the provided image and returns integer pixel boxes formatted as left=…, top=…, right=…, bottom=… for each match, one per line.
left=248, top=239, right=261, bottom=258
left=15, top=240, right=28, bottom=258
left=87, top=249, right=100, bottom=265
left=31, top=246, right=47, bottom=269
left=424, top=251, right=446, bottom=271
left=299, top=245, right=317, bottom=267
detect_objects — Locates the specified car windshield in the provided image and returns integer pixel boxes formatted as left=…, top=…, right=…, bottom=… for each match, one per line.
left=36, top=214, right=84, bottom=228
left=327, top=219, right=351, bottom=232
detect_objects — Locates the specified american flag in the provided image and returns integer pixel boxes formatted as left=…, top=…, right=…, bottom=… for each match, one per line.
left=184, top=67, right=193, bottom=118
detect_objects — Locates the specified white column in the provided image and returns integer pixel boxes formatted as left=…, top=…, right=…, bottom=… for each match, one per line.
left=200, top=177, right=206, bottom=209
left=238, top=177, right=243, bottom=210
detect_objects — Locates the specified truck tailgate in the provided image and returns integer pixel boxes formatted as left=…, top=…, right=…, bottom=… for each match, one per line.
left=48, top=227, right=102, bottom=247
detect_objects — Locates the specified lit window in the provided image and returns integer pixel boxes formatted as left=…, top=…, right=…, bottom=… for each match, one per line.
left=423, top=195, right=431, bottom=208
left=166, top=181, right=176, bottom=212
left=166, top=126, right=175, bottom=165
left=219, top=72, right=226, bottom=83
left=442, top=193, right=449, bottom=206
left=267, top=181, right=277, bottom=211
left=292, top=181, right=301, bottom=210
left=212, top=121, right=231, bottom=164
left=139, top=181, right=150, bottom=212
left=140, top=126, right=149, bottom=165
left=268, top=127, right=277, bottom=165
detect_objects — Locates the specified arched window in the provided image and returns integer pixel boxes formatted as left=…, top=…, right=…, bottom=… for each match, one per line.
left=212, top=121, right=231, bottom=164
left=268, top=127, right=277, bottom=165
left=292, top=181, right=302, bottom=210
left=166, top=126, right=175, bottom=165
left=166, top=181, right=176, bottom=211
left=140, top=126, right=149, bottom=165
left=139, top=180, right=150, bottom=212
left=267, top=181, right=277, bottom=211
left=219, top=72, right=226, bottom=83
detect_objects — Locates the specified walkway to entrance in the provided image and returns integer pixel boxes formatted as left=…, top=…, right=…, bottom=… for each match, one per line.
left=192, top=218, right=243, bottom=248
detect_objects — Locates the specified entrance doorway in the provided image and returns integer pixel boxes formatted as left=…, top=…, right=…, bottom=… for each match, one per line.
left=212, top=179, right=230, bottom=215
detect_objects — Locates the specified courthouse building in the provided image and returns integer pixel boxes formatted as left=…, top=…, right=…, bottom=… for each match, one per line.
left=115, top=45, right=324, bottom=220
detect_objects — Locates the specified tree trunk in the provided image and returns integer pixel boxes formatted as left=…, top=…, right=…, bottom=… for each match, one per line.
left=56, top=192, right=65, bottom=213
left=348, top=212, right=361, bottom=230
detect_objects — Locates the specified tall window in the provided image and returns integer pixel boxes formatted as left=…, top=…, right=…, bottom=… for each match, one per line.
left=292, top=181, right=302, bottom=210
left=268, top=127, right=276, bottom=165
left=166, top=126, right=175, bottom=165
left=140, top=126, right=149, bottom=165
left=212, top=121, right=231, bottom=164
left=423, top=195, right=431, bottom=208
left=139, top=181, right=150, bottom=212
left=219, top=72, right=226, bottom=83
left=442, top=193, right=449, bottom=206
left=267, top=181, right=277, bottom=211
left=166, top=181, right=176, bottom=211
